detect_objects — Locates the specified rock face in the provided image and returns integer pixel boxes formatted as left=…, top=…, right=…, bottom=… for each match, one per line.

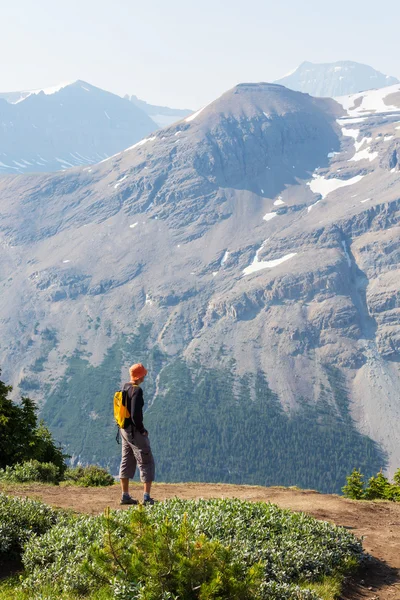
left=0, top=82, right=399, bottom=486
left=276, top=61, right=399, bottom=97
left=0, top=81, right=156, bottom=174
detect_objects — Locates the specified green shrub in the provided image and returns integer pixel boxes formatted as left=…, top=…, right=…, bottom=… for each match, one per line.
left=364, top=471, right=391, bottom=500
left=22, top=514, right=101, bottom=596
left=87, top=506, right=265, bottom=600
left=21, top=499, right=362, bottom=599
left=342, top=468, right=365, bottom=499
left=393, top=469, right=400, bottom=486
left=343, top=468, right=400, bottom=501
left=0, top=460, right=61, bottom=484
left=63, top=465, right=115, bottom=487
left=0, top=493, right=61, bottom=560
left=0, top=372, right=68, bottom=475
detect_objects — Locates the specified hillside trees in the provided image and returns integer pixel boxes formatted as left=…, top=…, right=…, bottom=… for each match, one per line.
left=0, top=372, right=67, bottom=477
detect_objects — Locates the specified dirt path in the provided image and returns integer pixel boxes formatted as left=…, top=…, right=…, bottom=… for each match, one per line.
left=2, top=482, right=400, bottom=599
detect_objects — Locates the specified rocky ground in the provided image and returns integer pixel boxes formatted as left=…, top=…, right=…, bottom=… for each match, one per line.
left=1, top=482, right=399, bottom=599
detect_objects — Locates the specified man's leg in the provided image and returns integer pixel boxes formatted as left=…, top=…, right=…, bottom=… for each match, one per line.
left=130, top=430, right=155, bottom=503
left=119, top=429, right=138, bottom=504
left=120, top=477, right=130, bottom=494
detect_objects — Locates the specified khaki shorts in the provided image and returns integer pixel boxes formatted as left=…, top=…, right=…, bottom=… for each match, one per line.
left=119, top=426, right=155, bottom=483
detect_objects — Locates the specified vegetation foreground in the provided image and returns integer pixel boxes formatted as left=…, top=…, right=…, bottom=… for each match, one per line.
left=0, top=493, right=361, bottom=600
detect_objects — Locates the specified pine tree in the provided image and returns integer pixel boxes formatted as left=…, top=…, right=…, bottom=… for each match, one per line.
left=342, top=469, right=365, bottom=499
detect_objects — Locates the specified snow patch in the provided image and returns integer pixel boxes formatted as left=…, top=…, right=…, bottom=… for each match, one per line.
left=13, top=81, right=74, bottom=103
left=0, top=161, right=18, bottom=170
left=104, top=111, right=110, bottom=120
left=129, top=222, right=138, bottom=229
left=243, top=251, right=297, bottom=276
left=349, top=147, right=378, bottom=163
left=336, top=117, right=368, bottom=125
left=308, top=174, right=365, bottom=199
left=55, top=157, right=74, bottom=167
left=125, top=136, right=156, bottom=152
left=336, top=84, right=400, bottom=116
left=273, top=196, right=285, bottom=206
left=360, top=198, right=372, bottom=203
left=308, top=200, right=321, bottom=213
left=185, top=106, right=206, bottom=122
left=384, top=135, right=394, bottom=141
left=114, top=175, right=128, bottom=188
left=62, top=260, right=71, bottom=263
left=220, top=251, right=230, bottom=266
left=341, top=127, right=360, bottom=143
left=263, top=212, right=277, bottom=222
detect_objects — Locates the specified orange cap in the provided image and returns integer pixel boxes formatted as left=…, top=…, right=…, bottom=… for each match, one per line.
left=129, top=363, right=148, bottom=381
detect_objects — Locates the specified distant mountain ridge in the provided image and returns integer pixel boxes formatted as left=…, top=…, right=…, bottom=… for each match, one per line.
left=276, top=60, right=399, bottom=97
left=0, top=80, right=157, bottom=174
left=125, top=94, right=192, bottom=127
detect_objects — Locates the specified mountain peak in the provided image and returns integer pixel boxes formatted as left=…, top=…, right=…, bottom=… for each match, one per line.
left=0, top=80, right=95, bottom=104
left=275, top=60, right=399, bottom=97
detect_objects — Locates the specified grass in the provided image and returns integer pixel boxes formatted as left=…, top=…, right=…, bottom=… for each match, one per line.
left=0, top=574, right=349, bottom=600
left=301, top=575, right=346, bottom=600
left=0, top=580, right=111, bottom=600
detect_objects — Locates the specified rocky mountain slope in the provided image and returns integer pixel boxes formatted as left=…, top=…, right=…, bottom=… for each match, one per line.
left=276, top=61, right=399, bottom=97
left=126, top=94, right=192, bottom=127
left=1, top=82, right=399, bottom=490
left=0, top=81, right=156, bottom=174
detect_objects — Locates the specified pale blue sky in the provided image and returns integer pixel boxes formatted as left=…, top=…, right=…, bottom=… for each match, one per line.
left=1, top=0, right=399, bottom=109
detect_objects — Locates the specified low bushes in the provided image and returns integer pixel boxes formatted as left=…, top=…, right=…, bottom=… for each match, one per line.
left=0, top=493, right=62, bottom=560
left=0, top=460, right=61, bottom=484
left=63, top=465, right=115, bottom=487
left=342, top=468, right=400, bottom=501
left=0, top=462, right=115, bottom=487
left=18, top=498, right=362, bottom=599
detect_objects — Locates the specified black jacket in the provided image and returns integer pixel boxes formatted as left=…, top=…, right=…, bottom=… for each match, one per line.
left=123, top=383, right=145, bottom=434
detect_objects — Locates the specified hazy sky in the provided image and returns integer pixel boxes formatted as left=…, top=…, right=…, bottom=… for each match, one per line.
left=1, top=0, right=399, bottom=109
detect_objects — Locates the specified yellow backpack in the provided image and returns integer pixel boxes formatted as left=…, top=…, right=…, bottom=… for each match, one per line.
left=114, top=384, right=138, bottom=429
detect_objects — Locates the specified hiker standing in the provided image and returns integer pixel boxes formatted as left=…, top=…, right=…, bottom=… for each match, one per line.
left=119, top=363, right=155, bottom=505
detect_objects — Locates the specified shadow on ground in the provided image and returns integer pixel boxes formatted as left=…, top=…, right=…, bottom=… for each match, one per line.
left=341, top=557, right=400, bottom=599
left=0, top=558, right=23, bottom=580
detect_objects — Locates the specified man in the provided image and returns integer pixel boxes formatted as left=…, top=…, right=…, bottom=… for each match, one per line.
left=119, top=363, right=155, bottom=505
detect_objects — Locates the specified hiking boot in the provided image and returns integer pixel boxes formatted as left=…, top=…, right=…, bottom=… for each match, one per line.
left=120, top=495, right=138, bottom=505
left=143, top=496, right=156, bottom=506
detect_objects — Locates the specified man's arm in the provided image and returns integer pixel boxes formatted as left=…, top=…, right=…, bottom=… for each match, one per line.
left=131, top=387, right=146, bottom=434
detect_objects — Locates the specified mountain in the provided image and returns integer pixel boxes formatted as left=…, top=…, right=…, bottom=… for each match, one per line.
left=125, top=94, right=192, bottom=127
left=1, top=82, right=399, bottom=492
left=0, top=81, right=156, bottom=174
left=275, top=61, right=400, bottom=97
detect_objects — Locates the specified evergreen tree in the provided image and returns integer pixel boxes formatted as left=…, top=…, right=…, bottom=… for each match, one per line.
left=342, top=469, right=365, bottom=499
left=0, top=371, right=67, bottom=474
